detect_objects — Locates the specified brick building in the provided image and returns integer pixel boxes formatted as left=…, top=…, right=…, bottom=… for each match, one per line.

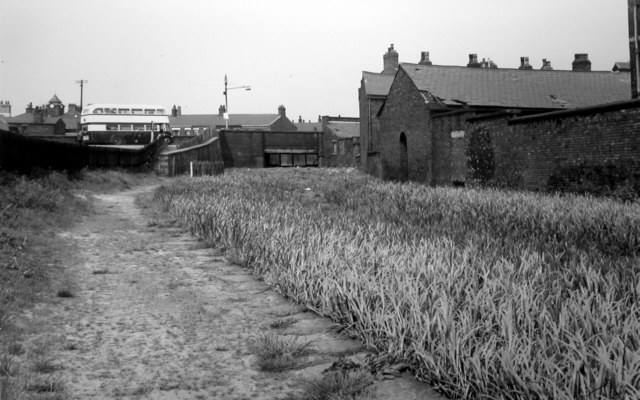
left=321, top=116, right=360, bottom=167
left=6, top=95, right=81, bottom=135
left=169, top=104, right=296, bottom=135
left=359, top=45, right=396, bottom=177
left=374, top=59, right=630, bottom=183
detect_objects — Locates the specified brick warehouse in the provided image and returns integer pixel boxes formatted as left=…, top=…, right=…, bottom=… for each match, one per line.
left=361, top=1, right=640, bottom=191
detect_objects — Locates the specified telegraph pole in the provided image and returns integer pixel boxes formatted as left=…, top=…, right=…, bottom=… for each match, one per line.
left=75, top=79, right=88, bottom=110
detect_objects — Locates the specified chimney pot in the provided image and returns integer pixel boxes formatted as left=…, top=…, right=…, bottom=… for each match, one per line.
left=519, top=56, right=533, bottom=70
left=572, top=53, right=591, bottom=72
left=419, top=51, right=432, bottom=66
left=541, top=58, right=554, bottom=71
left=382, top=43, right=399, bottom=74
left=467, top=53, right=481, bottom=68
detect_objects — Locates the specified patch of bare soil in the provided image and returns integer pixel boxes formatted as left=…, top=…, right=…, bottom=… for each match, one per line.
left=17, top=186, right=445, bottom=399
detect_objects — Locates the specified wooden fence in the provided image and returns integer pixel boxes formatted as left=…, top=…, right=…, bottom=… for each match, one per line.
left=0, top=130, right=166, bottom=172
left=156, top=136, right=224, bottom=177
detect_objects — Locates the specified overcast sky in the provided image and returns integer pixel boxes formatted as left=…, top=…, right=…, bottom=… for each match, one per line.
left=0, top=0, right=629, bottom=121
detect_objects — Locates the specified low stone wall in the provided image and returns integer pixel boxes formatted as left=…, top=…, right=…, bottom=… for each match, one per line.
left=156, top=136, right=224, bottom=177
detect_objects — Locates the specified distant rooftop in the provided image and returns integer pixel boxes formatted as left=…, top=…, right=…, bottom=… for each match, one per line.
left=362, top=72, right=395, bottom=97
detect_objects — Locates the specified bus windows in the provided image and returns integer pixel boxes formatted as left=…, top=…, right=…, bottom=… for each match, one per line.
left=133, top=124, right=145, bottom=131
left=157, top=109, right=166, bottom=115
left=144, top=109, right=155, bottom=115
left=118, top=108, right=130, bottom=114
left=105, top=108, right=117, bottom=114
left=94, top=108, right=104, bottom=114
left=106, top=124, right=117, bottom=131
left=119, top=124, right=132, bottom=131
left=132, top=109, right=143, bottom=115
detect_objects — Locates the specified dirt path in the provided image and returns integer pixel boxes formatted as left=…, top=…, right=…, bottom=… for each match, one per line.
left=24, top=186, right=444, bottom=399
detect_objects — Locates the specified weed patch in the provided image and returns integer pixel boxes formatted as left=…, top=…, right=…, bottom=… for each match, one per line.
left=251, top=330, right=314, bottom=372
left=299, top=369, right=373, bottom=400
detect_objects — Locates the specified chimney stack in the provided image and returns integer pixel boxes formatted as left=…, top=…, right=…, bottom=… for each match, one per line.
left=418, top=51, right=432, bottom=66
left=171, top=105, right=178, bottom=117
left=541, top=59, right=554, bottom=71
left=34, top=107, right=43, bottom=124
left=519, top=57, right=533, bottom=70
left=382, top=44, right=399, bottom=74
left=218, top=105, right=226, bottom=117
left=278, top=104, right=286, bottom=117
left=26, top=102, right=34, bottom=114
left=467, top=53, right=481, bottom=68
left=572, top=53, right=591, bottom=72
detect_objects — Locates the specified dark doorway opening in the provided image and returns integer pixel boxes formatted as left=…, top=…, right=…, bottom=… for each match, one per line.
left=399, top=132, right=408, bottom=181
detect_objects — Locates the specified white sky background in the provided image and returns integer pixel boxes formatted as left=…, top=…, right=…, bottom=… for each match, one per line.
left=0, top=0, right=629, bottom=120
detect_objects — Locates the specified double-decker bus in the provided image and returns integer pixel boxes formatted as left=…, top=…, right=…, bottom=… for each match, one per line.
left=79, top=104, right=172, bottom=145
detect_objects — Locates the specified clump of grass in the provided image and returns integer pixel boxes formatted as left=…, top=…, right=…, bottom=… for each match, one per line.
left=7, top=343, right=24, bottom=356
left=251, top=330, right=314, bottom=372
left=299, top=369, right=373, bottom=400
left=0, top=354, right=18, bottom=377
left=0, top=377, right=26, bottom=399
left=28, top=339, right=58, bottom=374
left=25, top=376, right=68, bottom=397
left=0, top=309, right=11, bottom=331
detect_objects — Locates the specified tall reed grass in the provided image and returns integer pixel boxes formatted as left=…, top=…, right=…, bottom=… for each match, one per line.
left=155, top=168, right=640, bottom=399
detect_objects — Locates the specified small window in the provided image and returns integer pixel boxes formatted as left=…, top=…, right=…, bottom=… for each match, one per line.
left=332, top=141, right=338, bottom=155
left=339, top=141, right=345, bottom=155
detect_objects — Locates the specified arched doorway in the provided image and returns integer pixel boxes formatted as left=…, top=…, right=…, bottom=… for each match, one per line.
left=399, top=132, right=408, bottom=181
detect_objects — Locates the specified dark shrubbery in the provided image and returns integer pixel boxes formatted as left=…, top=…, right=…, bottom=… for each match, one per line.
left=547, top=159, right=640, bottom=201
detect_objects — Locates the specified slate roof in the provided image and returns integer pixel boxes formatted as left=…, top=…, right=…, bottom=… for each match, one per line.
left=401, top=63, right=631, bottom=109
left=170, top=114, right=279, bottom=128
left=49, top=94, right=62, bottom=104
left=326, top=121, right=360, bottom=138
left=613, top=61, right=631, bottom=72
left=0, top=117, right=8, bottom=131
left=362, top=71, right=395, bottom=97
left=6, top=113, right=61, bottom=125
left=295, top=122, right=322, bottom=131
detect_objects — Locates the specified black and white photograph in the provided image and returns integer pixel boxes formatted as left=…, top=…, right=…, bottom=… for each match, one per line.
left=0, top=1, right=638, bottom=399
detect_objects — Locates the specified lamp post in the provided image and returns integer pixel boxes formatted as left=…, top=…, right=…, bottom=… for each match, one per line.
left=223, top=74, right=251, bottom=129
left=75, top=79, right=88, bottom=110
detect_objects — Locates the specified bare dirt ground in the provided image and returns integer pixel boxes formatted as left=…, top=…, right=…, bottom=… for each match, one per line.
left=17, top=186, right=445, bottom=399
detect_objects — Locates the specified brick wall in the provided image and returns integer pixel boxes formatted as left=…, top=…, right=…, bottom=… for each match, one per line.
left=430, top=112, right=471, bottom=185
left=359, top=83, right=386, bottom=177
left=379, top=68, right=433, bottom=183
left=218, top=130, right=322, bottom=169
left=466, top=100, right=640, bottom=190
